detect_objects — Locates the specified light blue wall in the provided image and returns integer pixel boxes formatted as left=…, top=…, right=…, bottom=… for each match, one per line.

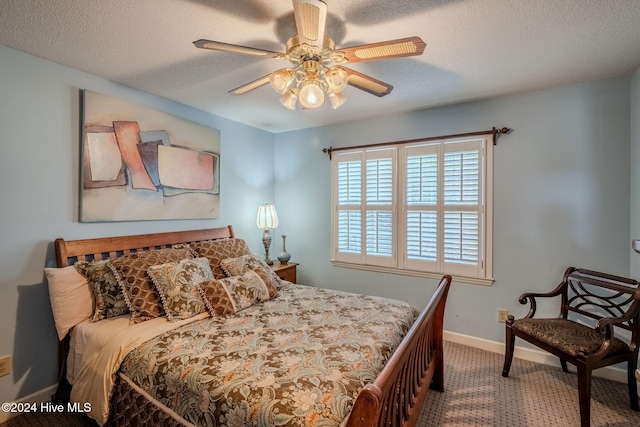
left=1, top=43, right=637, bottom=405
left=631, top=67, right=640, bottom=277
left=274, top=77, right=631, bottom=345
left=0, top=46, right=275, bottom=403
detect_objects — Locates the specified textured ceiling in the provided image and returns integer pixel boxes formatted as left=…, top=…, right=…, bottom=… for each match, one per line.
left=2, top=0, right=640, bottom=132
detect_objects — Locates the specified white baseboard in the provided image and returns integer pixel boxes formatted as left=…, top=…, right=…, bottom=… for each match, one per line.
left=443, top=330, right=633, bottom=384
left=0, top=384, right=57, bottom=424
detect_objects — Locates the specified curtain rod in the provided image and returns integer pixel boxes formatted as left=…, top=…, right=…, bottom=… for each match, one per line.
left=322, top=126, right=511, bottom=160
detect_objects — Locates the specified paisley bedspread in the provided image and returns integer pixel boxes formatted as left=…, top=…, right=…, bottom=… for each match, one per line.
left=119, top=283, right=418, bottom=426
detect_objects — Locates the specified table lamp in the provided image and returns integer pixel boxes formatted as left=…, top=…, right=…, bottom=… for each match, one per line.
left=256, top=203, right=279, bottom=265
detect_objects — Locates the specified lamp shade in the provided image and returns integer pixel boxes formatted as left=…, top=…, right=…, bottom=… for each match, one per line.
left=270, top=69, right=294, bottom=94
left=256, top=203, right=279, bottom=230
left=299, top=81, right=325, bottom=109
left=280, top=90, right=298, bottom=110
left=328, top=92, right=346, bottom=109
left=326, top=67, right=348, bottom=92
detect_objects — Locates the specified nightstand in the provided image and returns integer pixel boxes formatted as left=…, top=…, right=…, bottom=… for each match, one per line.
left=270, top=261, right=298, bottom=284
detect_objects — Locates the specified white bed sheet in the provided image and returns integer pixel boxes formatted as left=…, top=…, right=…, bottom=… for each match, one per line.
left=67, top=316, right=126, bottom=384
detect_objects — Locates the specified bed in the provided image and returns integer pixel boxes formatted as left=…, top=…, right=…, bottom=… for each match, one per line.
left=46, top=226, right=452, bottom=427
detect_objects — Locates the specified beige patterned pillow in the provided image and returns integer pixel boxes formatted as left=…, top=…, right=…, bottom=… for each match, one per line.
left=108, top=248, right=194, bottom=323
left=220, top=254, right=281, bottom=298
left=199, top=270, right=270, bottom=315
left=148, top=258, right=214, bottom=321
left=75, top=260, right=129, bottom=321
left=190, top=238, right=251, bottom=279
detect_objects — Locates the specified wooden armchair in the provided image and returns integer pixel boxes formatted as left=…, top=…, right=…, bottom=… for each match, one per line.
left=502, top=267, right=640, bottom=427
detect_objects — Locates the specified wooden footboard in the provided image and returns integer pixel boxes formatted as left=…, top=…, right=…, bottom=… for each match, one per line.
left=345, top=274, right=452, bottom=427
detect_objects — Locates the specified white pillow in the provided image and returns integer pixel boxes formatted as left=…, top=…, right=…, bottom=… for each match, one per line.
left=45, top=266, right=94, bottom=340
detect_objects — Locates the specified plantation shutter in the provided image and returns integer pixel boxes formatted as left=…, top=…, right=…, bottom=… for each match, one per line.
left=365, top=150, right=395, bottom=266
left=333, top=149, right=396, bottom=266
left=404, top=144, right=438, bottom=272
left=442, top=139, right=484, bottom=277
left=335, top=152, right=362, bottom=263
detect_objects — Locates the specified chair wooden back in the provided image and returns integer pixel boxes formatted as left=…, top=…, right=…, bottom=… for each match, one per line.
left=561, top=267, right=640, bottom=333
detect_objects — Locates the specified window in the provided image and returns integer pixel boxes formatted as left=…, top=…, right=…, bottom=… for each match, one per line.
left=331, top=136, right=493, bottom=285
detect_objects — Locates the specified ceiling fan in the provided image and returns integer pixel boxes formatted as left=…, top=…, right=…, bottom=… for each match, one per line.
left=193, top=0, right=426, bottom=110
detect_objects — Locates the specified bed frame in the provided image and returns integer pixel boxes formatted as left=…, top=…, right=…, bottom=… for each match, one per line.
left=53, top=226, right=452, bottom=427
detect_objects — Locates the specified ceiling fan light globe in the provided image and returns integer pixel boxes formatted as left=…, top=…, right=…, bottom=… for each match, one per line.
left=328, top=92, right=346, bottom=109
left=326, top=67, right=349, bottom=92
left=299, top=81, right=325, bottom=108
left=280, top=90, right=298, bottom=110
left=270, top=69, right=294, bottom=94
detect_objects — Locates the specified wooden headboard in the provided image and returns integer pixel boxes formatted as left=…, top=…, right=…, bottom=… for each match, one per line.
left=52, top=226, right=235, bottom=378
left=55, top=226, right=235, bottom=267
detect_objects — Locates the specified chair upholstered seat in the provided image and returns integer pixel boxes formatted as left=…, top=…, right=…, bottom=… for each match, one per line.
left=512, top=318, right=629, bottom=357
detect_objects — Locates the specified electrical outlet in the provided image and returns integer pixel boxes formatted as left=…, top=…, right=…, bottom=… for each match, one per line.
left=0, top=355, right=10, bottom=377
left=497, top=309, right=509, bottom=323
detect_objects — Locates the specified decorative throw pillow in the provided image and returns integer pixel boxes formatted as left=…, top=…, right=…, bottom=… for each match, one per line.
left=198, top=280, right=235, bottom=317
left=75, top=260, right=129, bottom=322
left=45, top=266, right=94, bottom=340
left=220, top=254, right=281, bottom=298
left=189, top=238, right=251, bottom=279
left=199, top=270, right=270, bottom=316
left=148, top=257, right=214, bottom=321
left=108, top=247, right=195, bottom=323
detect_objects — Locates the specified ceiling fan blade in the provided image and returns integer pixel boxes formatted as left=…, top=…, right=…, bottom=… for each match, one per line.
left=338, top=67, right=392, bottom=97
left=338, top=67, right=393, bottom=97
left=193, top=39, right=285, bottom=59
left=292, top=0, right=327, bottom=51
left=229, top=73, right=273, bottom=95
left=337, top=36, right=426, bottom=63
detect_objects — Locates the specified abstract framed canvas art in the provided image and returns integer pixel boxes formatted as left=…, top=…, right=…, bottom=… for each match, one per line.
left=80, top=90, right=220, bottom=222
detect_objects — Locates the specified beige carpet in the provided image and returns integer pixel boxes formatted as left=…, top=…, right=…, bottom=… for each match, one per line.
left=3, top=341, right=639, bottom=426
left=419, top=341, right=640, bottom=426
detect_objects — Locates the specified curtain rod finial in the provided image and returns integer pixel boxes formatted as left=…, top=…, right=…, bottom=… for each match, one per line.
left=322, top=147, right=333, bottom=160
left=492, top=127, right=511, bottom=145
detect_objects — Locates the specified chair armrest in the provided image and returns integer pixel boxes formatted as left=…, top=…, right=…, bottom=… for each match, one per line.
left=516, top=267, right=577, bottom=319
left=597, top=310, right=638, bottom=333
left=518, top=281, right=566, bottom=318
left=581, top=299, right=640, bottom=358
left=572, top=320, right=617, bottom=360
left=596, top=289, right=640, bottom=332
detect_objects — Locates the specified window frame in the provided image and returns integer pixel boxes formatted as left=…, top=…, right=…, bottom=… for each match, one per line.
left=330, top=135, right=493, bottom=286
